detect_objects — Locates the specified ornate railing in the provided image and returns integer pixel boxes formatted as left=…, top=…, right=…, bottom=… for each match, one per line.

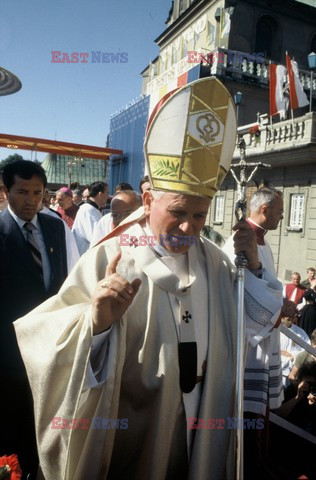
left=213, top=47, right=316, bottom=96
left=233, top=112, right=315, bottom=158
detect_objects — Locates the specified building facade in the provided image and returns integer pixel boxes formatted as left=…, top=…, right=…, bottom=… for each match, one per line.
left=107, top=96, right=150, bottom=193
left=211, top=111, right=316, bottom=280
left=108, top=0, right=316, bottom=277
left=42, top=153, right=107, bottom=190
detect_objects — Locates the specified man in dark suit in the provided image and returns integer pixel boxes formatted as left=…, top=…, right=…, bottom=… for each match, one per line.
left=0, top=160, right=68, bottom=479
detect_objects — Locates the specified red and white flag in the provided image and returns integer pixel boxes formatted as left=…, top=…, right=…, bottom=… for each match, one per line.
left=269, top=63, right=286, bottom=117
left=286, top=53, right=309, bottom=110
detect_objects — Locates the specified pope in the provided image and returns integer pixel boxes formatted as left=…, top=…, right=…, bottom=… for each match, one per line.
left=15, top=78, right=283, bottom=480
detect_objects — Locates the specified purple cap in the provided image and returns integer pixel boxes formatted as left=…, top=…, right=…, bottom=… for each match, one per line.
left=59, top=187, right=72, bottom=196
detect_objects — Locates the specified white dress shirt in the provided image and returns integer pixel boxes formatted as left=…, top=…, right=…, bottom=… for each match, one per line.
left=41, top=206, right=79, bottom=273
left=73, top=202, right=102, bottom=255
left=91, top=212, right=113, bottom=247
left=8, top=205, right=51, bottom=290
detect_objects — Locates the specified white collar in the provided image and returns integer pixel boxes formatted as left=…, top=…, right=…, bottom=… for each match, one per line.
left=247, top=217, right=266, bottom=232
left=144, top=223, right=188, bottom=258
left=8, top=205, right=39, bottom=229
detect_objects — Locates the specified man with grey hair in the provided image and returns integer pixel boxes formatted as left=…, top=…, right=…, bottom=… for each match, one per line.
left=224, top=186, right=283, bottom=283
left=72, top=189, right=83, bottom=206
left=283, top=271, right=306, bottom=306
left=91, top=190, right=142, bottom=245
left=223, top=186, right=284, bottom=474
left=56, top=187, right=79, bottom=229
left=249, top=187, right=284, bottom=235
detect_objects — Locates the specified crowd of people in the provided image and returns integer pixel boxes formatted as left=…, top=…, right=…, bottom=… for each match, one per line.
left=0, top=77, right=314, bottom=480
left=0, top=163, right=151, bottom=478
left=281, top=268, right=316, bottom=388
left=37, top=178, right=148, bottom=257
left=0, top=160, right=315, bottom=479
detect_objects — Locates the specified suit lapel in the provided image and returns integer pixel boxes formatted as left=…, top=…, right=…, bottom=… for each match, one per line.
left=38, top=213, right=63, bottom=286
left=1, top=210, right=43, bottom=282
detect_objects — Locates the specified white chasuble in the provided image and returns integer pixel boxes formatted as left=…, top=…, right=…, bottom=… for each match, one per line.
left=138, top=225, right=209, bottom=455
left=15, top=215, right=283, bottom=480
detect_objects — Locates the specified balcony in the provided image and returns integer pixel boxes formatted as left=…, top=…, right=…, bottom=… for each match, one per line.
left=210, top=47, right=316, bottom=96
left=232, top=112, right=316, bottom=166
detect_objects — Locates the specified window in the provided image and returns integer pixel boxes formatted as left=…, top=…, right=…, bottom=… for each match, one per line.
left=255, top=18, right=273, bottom=59
left=254, top=16, right=280, bottom=62
left=181, top=37, right=188, bottom=59
left=311, top=33, right=316, bottom=54
left=214, top=195, right=224, bottom=223
left=289, top=193, right=305, bottom=229
left=179, top=0, right=187, bottom=15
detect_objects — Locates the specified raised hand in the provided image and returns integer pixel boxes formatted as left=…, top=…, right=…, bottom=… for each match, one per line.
left=92, top=252, right=142, bottom=334
left=295, top=380, right=310, bottom=401
left=232, top=220, right=260, bottom=271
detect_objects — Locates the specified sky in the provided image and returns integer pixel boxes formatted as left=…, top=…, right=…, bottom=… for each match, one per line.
left=0, top=0, right=172, bottom=161
left=297, top=0, right=316, bottom=6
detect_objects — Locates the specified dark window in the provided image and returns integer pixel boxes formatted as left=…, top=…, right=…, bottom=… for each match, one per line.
left=255, top=16, right=280, bottom=62
left=255, top=19, right=272, bottom=58
left=311, top=33, right=316, bottom=54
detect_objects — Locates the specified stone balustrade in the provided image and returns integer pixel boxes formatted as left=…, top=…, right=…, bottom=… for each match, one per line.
left=213, top=47, right=316, bottom=96
left=145, top=47, right=315, bottom=100
left=233, top=112, right=316, bottom=162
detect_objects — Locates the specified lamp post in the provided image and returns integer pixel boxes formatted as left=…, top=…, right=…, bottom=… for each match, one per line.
left=234, top=91, right=243, bottom=124
left=307, top=52, right=316, bottom=113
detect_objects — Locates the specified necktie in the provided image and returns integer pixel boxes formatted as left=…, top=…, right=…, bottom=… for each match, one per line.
left=24, top=222, right=43, bottom=277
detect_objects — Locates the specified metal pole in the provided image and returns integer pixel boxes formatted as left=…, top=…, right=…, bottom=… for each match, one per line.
left=235, top=265, right=245, bottom=479
left=229, top=138, right=271, bottom=480
left=232, top=139, right=247, bottom=480
left=68, top=159, right=71, bottom=188
left=310, top=70, right=313, bottom=113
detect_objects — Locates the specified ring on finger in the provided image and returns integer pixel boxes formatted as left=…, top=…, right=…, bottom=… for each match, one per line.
left=101, top=280, right=110, bottom=288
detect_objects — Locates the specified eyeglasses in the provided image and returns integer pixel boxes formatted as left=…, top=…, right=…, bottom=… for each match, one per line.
left=111, top=210, right=133, bottom=219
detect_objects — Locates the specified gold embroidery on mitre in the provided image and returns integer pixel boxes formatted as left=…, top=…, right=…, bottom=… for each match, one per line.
left=215, top=166, right=227, bottom=189
left=152, top=178, right=218, bottom=197
left=188, top=110, right=224, bottom=147
left=151, top=157, right=180, bottom=178
left=183, top=141, right=223, bottom=155
left=190, top=84, right=229, bottom=125
left=201, top=177, right=217, bottom=186
left=181, top=169, right=203, bottom=183
left=195, top=112, right=221, bottom=144
left=145, top=78, right=237, bottom=198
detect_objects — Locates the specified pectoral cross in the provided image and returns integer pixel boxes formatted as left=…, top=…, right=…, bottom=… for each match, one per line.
left=182, top=311, right=192, bottom=323
left=129, top=236, right=138, bottom=248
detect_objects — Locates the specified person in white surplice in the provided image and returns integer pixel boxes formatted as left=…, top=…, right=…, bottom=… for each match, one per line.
left=14, top=78, right=283, bottom=480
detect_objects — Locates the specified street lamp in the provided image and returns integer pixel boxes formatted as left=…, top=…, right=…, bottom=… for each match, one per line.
left=234, top=91, right=243, bottom=123
left=307, top=52, right=316, bottom=113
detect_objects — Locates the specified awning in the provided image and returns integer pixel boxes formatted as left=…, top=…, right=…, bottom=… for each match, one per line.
left=0, top=133, right=123, bottom=160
